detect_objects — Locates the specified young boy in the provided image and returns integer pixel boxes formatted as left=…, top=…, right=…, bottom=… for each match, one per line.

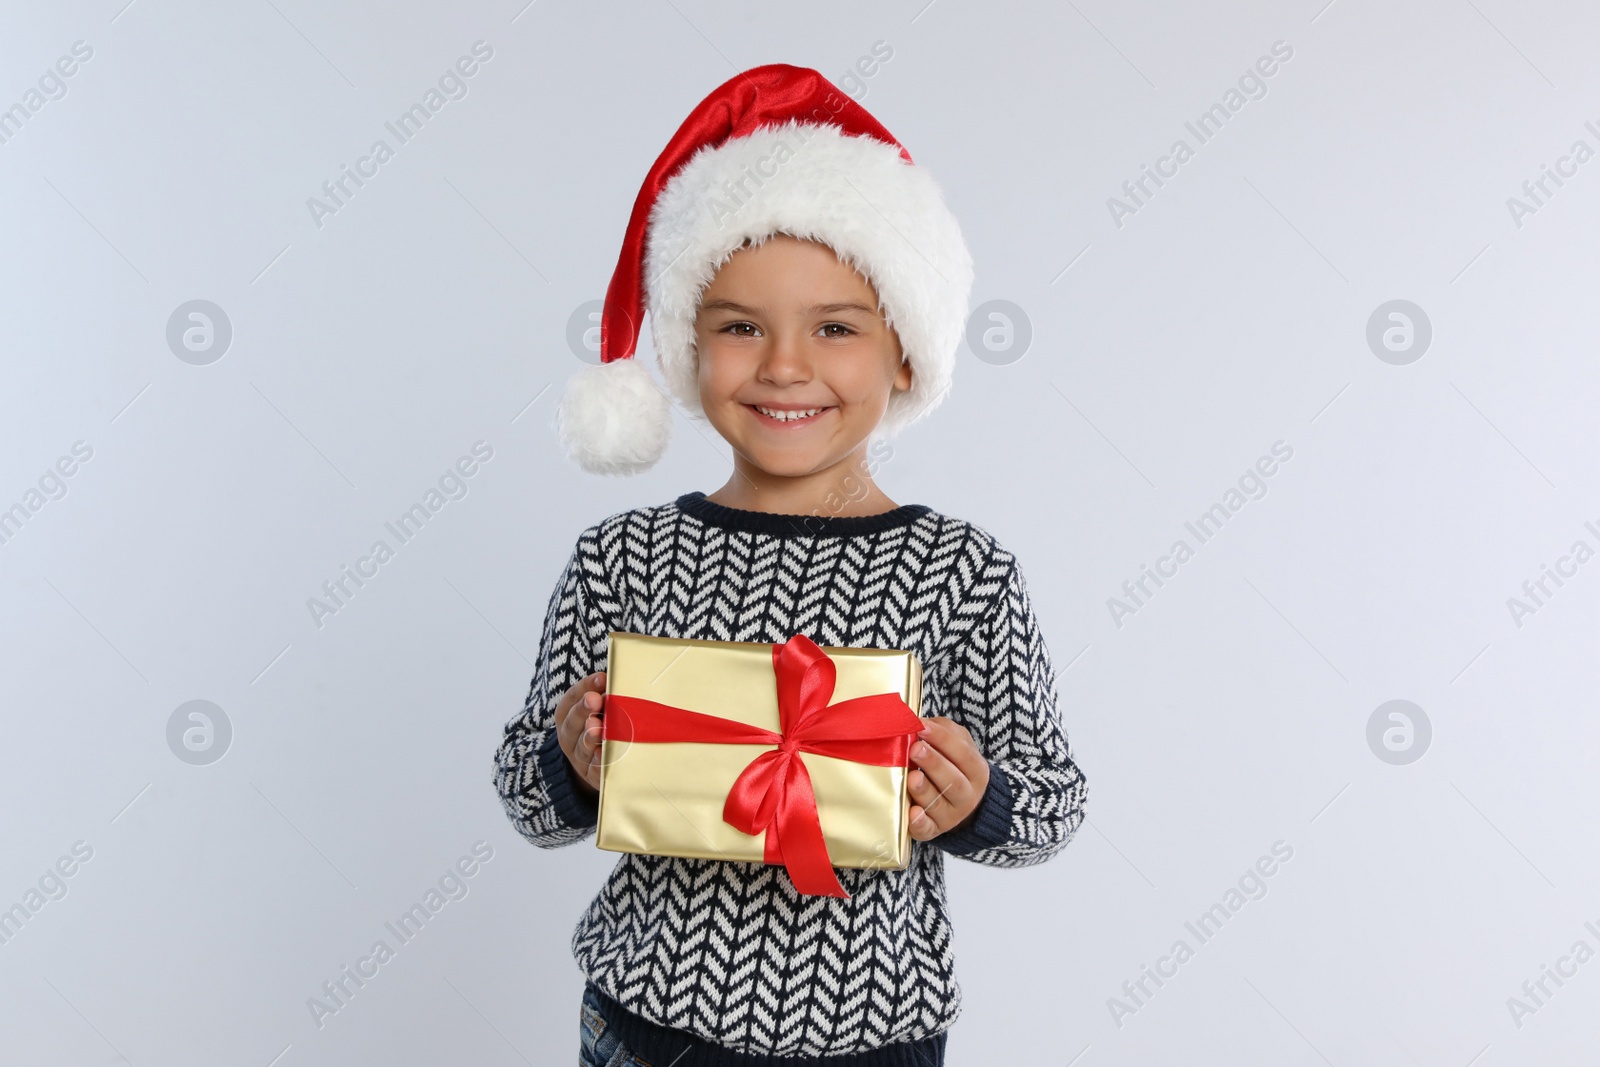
left=493, top=65, right=1087, bottom=1065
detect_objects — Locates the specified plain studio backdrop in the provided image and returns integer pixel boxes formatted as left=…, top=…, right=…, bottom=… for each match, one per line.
left=3, top=1, right=1598, bottom=1063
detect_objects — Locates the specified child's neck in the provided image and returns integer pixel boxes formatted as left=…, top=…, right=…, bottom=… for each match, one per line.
left=706, top=455, right=900, bottom=518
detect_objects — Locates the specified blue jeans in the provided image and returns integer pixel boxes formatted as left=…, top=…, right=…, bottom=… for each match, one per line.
left=579, top=985, right=653, bottom=1066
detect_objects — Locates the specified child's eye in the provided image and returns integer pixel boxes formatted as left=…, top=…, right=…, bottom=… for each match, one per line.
left=722, top=322, right=759, bottom=337
left=819, top=323, right=855, bottom=338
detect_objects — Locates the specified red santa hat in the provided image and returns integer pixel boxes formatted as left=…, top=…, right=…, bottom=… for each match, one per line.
left=557, top=63, right=974, bottom=475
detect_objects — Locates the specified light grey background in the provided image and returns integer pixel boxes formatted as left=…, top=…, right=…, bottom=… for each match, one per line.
left=3, top=1, right=1597, bottom=1063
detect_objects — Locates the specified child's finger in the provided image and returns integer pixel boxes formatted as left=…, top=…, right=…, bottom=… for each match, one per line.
left=920, top=717, right=985, bottom=776
left=582, top=737, right=604, bottom=788
left=558, top=673, right=604, bottom=734
left=917, top=717, right=962, bottom=757
left=909, top=769, right=969, bottom=834
left=572, top=688, right=606, bottom=736
left=909, top=760, right=953, bottom=796
left=908, top=805, right=939, bottom=841
left=907, top=768, right=943, bottom=814
left=910, top=738, right=965, bottom=801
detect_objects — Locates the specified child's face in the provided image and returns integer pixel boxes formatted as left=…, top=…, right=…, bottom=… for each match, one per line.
left=694, top=235, right=911, bottom=480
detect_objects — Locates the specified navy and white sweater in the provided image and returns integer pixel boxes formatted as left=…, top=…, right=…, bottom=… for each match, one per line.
left=493, top=492, right=1087, bottom=1063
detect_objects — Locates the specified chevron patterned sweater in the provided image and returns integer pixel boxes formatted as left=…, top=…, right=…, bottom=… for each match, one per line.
left=493, top=492, right=1087, bottom=1063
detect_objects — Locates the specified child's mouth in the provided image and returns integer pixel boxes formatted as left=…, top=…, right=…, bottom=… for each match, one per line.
left=746, top=404, right=834, bottom=428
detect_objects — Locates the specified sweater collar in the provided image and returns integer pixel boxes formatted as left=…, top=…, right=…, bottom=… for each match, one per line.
left=675, top=492, right=931, bottom=538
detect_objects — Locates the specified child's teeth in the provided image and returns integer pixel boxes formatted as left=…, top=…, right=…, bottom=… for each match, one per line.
left=758, top=406, right=820, bottom=421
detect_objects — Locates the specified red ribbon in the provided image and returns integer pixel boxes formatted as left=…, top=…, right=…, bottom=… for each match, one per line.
left=602, top=634, right=923, bottom=898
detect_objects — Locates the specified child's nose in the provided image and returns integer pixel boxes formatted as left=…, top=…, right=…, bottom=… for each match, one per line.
left=757, top=333, right=812, bottom=385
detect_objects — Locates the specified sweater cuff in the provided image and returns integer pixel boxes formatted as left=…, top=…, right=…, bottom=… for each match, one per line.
left=536, top=729, right=599, bottom=829
left=931, top=761, right=1014, bottom=856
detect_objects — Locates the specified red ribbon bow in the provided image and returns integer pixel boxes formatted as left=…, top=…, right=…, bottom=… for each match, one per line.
left=602, top=634, right=923, bottom=898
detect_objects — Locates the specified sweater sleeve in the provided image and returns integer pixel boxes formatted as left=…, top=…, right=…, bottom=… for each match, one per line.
left=931, top=553, right=1088, bottom=867
left=492, top=535, right=610, bottom=848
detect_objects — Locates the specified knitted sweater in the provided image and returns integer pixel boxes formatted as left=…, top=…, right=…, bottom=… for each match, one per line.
left=493, top=492, right=1088, bottom=1062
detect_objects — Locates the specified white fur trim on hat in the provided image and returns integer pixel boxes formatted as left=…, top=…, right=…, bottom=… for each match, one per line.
left=556, top=357, right=672, bottom=475
left=644, top=121, right=974, bottom=437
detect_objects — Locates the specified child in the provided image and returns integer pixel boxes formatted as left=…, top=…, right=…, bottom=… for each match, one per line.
left=493, top=64, right=1087, bottom=1065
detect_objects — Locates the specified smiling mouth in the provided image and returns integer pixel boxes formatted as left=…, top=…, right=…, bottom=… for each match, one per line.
left=746, top=404, right=834, bottom=426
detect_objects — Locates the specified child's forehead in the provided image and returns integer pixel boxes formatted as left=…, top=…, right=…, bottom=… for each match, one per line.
left=704, top=233, right=880, bottom=296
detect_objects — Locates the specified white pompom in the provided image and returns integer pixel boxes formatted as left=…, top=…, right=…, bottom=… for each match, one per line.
left=556, top=358, right=672, bottom=475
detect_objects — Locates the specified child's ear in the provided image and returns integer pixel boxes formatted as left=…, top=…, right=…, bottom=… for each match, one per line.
left=893, top=356, right=913, bottom=393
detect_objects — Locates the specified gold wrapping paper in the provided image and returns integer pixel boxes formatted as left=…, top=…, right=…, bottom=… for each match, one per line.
left=595, top=631, right=922, bottom=871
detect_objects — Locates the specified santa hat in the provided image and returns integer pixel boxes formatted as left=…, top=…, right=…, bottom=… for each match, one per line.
left=557, top=63, right=974, bottom=475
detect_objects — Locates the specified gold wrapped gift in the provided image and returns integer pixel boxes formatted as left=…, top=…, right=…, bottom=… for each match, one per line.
left=595, top=631, right=924, bottom=893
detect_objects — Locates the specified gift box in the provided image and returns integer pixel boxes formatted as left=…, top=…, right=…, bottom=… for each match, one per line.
left=595, top=630, right=924, bottom=897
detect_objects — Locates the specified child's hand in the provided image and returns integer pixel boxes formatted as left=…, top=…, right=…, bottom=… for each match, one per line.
left=554, top=671, right=607, bottom=795
left=907, top=717, right=991, bottom=841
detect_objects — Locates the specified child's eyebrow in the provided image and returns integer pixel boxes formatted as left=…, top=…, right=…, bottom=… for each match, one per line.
left=698, top=300, right=878, bottom=316
left=806, top=302, right=878, bottom=316
left=698, top=299, right=756, bottom=315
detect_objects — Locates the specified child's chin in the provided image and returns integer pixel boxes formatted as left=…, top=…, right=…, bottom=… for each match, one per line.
left=743, top=446, right=832, bottom=478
